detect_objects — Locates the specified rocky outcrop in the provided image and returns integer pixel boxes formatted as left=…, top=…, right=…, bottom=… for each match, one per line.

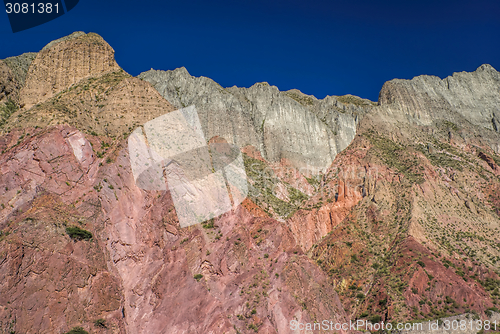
left=1, top=33, right=175, bottom=137
left=20, top=32, right=120, bottom=109
left=287, top=140, right=371, bottom=251
left=379, top=64, right=500, bottom=132
left=139, top=68, right=373, bottom=171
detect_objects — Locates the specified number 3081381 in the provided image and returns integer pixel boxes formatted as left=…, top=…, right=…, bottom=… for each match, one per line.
left=5, top=3, right=59, bottom=14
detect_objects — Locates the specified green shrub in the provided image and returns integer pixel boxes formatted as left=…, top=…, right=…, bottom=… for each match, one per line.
left=445, top=296, right=455, bottom=304
left=248, top=323, right=258, bottom=331
left=194, top=274, right=203, bottom=281
left=64, top=327, right=88, bottom=334
left=66, top=226, right=93, bottom=241
left=93, top=183, right=102, bottom=192
left=202, top=219, right=215, bottom=229
left=305, top=175, right=320, bottom=187
left=368, top=315, right=382, bottom=323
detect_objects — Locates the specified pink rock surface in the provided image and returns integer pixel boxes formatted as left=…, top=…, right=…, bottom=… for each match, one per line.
left=0, top=126, right=350, bottom=333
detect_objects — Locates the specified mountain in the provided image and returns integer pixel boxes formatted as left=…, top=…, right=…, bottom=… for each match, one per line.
left=379, top=64, right=500, bottom=133
left=139, top=68, right=374, bottom=172
left=0, top=32, right=499, bottom=334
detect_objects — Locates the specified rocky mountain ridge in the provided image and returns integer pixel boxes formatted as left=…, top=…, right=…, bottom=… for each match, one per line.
left=379, top=64, right=500, bottom=132
left=138, top=68, right=373, bottom=172
left=0, top=32, right=499, bottom=333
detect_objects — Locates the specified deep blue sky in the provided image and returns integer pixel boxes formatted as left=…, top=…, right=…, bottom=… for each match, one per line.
left=1, top=0, right=499, bottom=101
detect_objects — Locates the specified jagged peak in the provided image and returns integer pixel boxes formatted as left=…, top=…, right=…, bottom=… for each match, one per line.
left=140, top=67, right=372, bottom=106
left=140, top=67, right=212, bottom=83
left=477, top=63, right=496, bottom=71
left=173, top=66, right=190, bottom=76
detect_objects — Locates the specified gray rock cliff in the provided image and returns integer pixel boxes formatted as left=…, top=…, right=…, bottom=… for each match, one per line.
left=379, top=64, right=500, bottom=132
left=139, top=68, right=373, bottom=171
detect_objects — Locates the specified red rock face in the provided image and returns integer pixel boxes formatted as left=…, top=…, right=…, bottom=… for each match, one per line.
left=286, top=139, right=371, bottom=251
left=0, top=126, right=125, bottom=333
left=0, top=125, right=351, bottom=333
left=306, top=121, right=500, bottom=322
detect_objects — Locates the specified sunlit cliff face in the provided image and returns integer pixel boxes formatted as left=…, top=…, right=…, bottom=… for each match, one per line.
left=0, top=32, right=499, bottom=334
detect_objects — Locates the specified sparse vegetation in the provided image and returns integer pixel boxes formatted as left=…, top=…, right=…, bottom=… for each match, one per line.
left=202, top=218, right=215, bottom=229
left=284, top=91, right=315, bottom=106
left=63, top=327, right=88, bottom=334
left=336, top=94, right=373, bottom=106
left=366, top=132, right=424, bottom=184
left=368, top=315, right=382, bottom=323
left=0, top=99, right=18, bottom=128
left=66, top=226, right=93, bottom=241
